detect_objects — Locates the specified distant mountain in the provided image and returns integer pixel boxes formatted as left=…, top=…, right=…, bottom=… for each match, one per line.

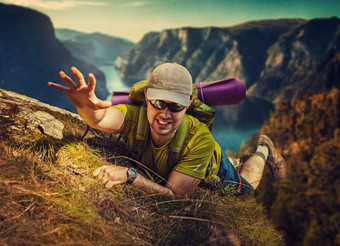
left=55, top=29, right=135, bottom=67
left=0, top=3, right=109, bottom=112
left=250, top=17, right=340, bottom=103
left=116, top=17, right=340, bottom=104
left=115, top=18, right=340, bottom=129
left=54, top=29, right=86, bottom=40
left=115, top=19, right=304, bottom=86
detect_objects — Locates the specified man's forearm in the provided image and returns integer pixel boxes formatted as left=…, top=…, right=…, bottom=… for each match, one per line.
left=132, top=173, right=177, bottom=199
left=78, top=108, right=106, bottom=129
left=93, top=165, right=196, bottom=199
left=77, top=107, right=124, bottom=134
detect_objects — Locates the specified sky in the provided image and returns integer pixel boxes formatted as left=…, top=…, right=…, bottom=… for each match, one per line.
left=1, top=0, right=339, bottom=42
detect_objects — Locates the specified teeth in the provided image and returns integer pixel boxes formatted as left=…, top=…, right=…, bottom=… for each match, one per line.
left=158, top=120, right=169, bottom=125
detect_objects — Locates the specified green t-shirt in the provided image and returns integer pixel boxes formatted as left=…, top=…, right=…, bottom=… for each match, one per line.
left=115, top=104, right=221, bottom=183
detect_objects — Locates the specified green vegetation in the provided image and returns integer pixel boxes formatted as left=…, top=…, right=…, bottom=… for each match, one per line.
left=240, top=88, right=340, bottom=245
left=0, top=110, right=284, bottom=245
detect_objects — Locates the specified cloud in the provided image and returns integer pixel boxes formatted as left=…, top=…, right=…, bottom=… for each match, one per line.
left=0, top=0, right=108, bottom=10
left=124, top=1, right=148, bottom=7
left=124, top=0, right=181, bottom=7
left=123, top=0, right=178, bottom=8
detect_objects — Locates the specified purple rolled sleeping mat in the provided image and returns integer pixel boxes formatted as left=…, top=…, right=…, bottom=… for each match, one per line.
left=111, top=78, right=246, bottom=106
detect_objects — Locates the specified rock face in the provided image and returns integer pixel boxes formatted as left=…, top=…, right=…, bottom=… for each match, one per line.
left=116, top=18, right=340, bottom=105
left=115, top=19, right=305, bottom=87
left=0, top=88, right=80, bottom=142
left=0, top=3, right=109, bottom=113
left=55, top=29, right=135, bottom=67
left=251, top=17, right=340, bottom=103
left=17, top=109, right=64, bottom=140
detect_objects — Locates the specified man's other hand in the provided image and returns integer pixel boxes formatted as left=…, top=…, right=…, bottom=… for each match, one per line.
left=93, top=165, right=128, bottom=188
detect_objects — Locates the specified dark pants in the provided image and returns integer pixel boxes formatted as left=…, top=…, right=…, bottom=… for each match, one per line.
left=216, top=152, right=254, bottom=195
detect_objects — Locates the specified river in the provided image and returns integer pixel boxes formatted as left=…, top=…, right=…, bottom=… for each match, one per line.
left=99, top=65, right=130, bottom=101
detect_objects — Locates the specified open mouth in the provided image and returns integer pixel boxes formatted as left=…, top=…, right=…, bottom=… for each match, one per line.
left=157, top=119, right=172, bottom=126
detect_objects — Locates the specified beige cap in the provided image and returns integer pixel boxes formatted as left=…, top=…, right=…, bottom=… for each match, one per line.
left=146, top=63, right=192, bottom=106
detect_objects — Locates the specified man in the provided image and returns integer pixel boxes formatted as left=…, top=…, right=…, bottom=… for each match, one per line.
left=48, top=63, right=286, bottom=199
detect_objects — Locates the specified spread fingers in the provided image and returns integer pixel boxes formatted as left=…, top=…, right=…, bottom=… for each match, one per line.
left=47, top=82, right=70, bottom=92
left=71, top=67, right=86, bottom=87
left=59, top=71, right=77, bottom=88
left=87, top=73, right=96, bottom=92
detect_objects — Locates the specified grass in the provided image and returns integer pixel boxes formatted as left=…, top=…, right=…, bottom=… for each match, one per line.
left=0, top=111, right=285, bottom=245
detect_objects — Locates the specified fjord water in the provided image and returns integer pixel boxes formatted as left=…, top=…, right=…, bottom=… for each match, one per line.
left=100, top=65, right=130, bottom=100
left=212, top=127, right=258, bottom=152
left=102, top=65, right=257, bottom=152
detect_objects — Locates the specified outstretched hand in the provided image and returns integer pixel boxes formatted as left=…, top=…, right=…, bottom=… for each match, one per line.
left=47, top=67, right=112, bottom=110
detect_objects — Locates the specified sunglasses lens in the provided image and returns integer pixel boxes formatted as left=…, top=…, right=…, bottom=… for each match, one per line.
left=168, top=104, right=185, bottom=112
left=153, top=100, right=166, bottom=110
left=150, top=100, right=185, bottom=112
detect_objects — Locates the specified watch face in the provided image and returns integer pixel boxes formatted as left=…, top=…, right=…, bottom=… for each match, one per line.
left=127, top=168, right=137, bottom=183
left=130, top=168, right=137, bottom=177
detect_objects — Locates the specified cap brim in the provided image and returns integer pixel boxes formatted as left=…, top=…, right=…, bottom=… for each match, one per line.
left=147, top=88, right=190, bottom=106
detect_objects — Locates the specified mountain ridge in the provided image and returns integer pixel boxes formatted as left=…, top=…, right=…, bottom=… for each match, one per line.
left=115, top=17, right=339, bottom=105
left=115, top=18, right=306, bottom=87
left=113, top=17, right=339, bottom=133
left=55, top=29, right=135, bottom=67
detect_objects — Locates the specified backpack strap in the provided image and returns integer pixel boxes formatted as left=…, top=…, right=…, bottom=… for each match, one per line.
left=167, top=114, right=190, bottom=173
left=130, top=106, right=149, bottom=161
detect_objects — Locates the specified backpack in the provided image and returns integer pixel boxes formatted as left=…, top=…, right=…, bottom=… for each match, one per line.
left=126, top=80, right=216, bottom=172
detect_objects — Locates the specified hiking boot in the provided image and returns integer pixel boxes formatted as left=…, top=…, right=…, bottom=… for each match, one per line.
left=257, top=135, right=287, bottom=180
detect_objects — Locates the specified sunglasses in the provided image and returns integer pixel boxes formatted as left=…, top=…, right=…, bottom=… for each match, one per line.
left=149, top=100, right=186, bottom=113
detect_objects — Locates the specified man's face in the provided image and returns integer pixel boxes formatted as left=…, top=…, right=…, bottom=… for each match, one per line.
left=146, top=99, right=187, bottom=140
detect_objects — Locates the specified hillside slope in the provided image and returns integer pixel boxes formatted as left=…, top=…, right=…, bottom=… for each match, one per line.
left=0, top=88, right=284, bottom=245
left=239, top=88, right=340, bottom=245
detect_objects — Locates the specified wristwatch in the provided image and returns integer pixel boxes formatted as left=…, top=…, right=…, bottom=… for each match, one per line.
left=126, top=167, right=137, bottom=184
